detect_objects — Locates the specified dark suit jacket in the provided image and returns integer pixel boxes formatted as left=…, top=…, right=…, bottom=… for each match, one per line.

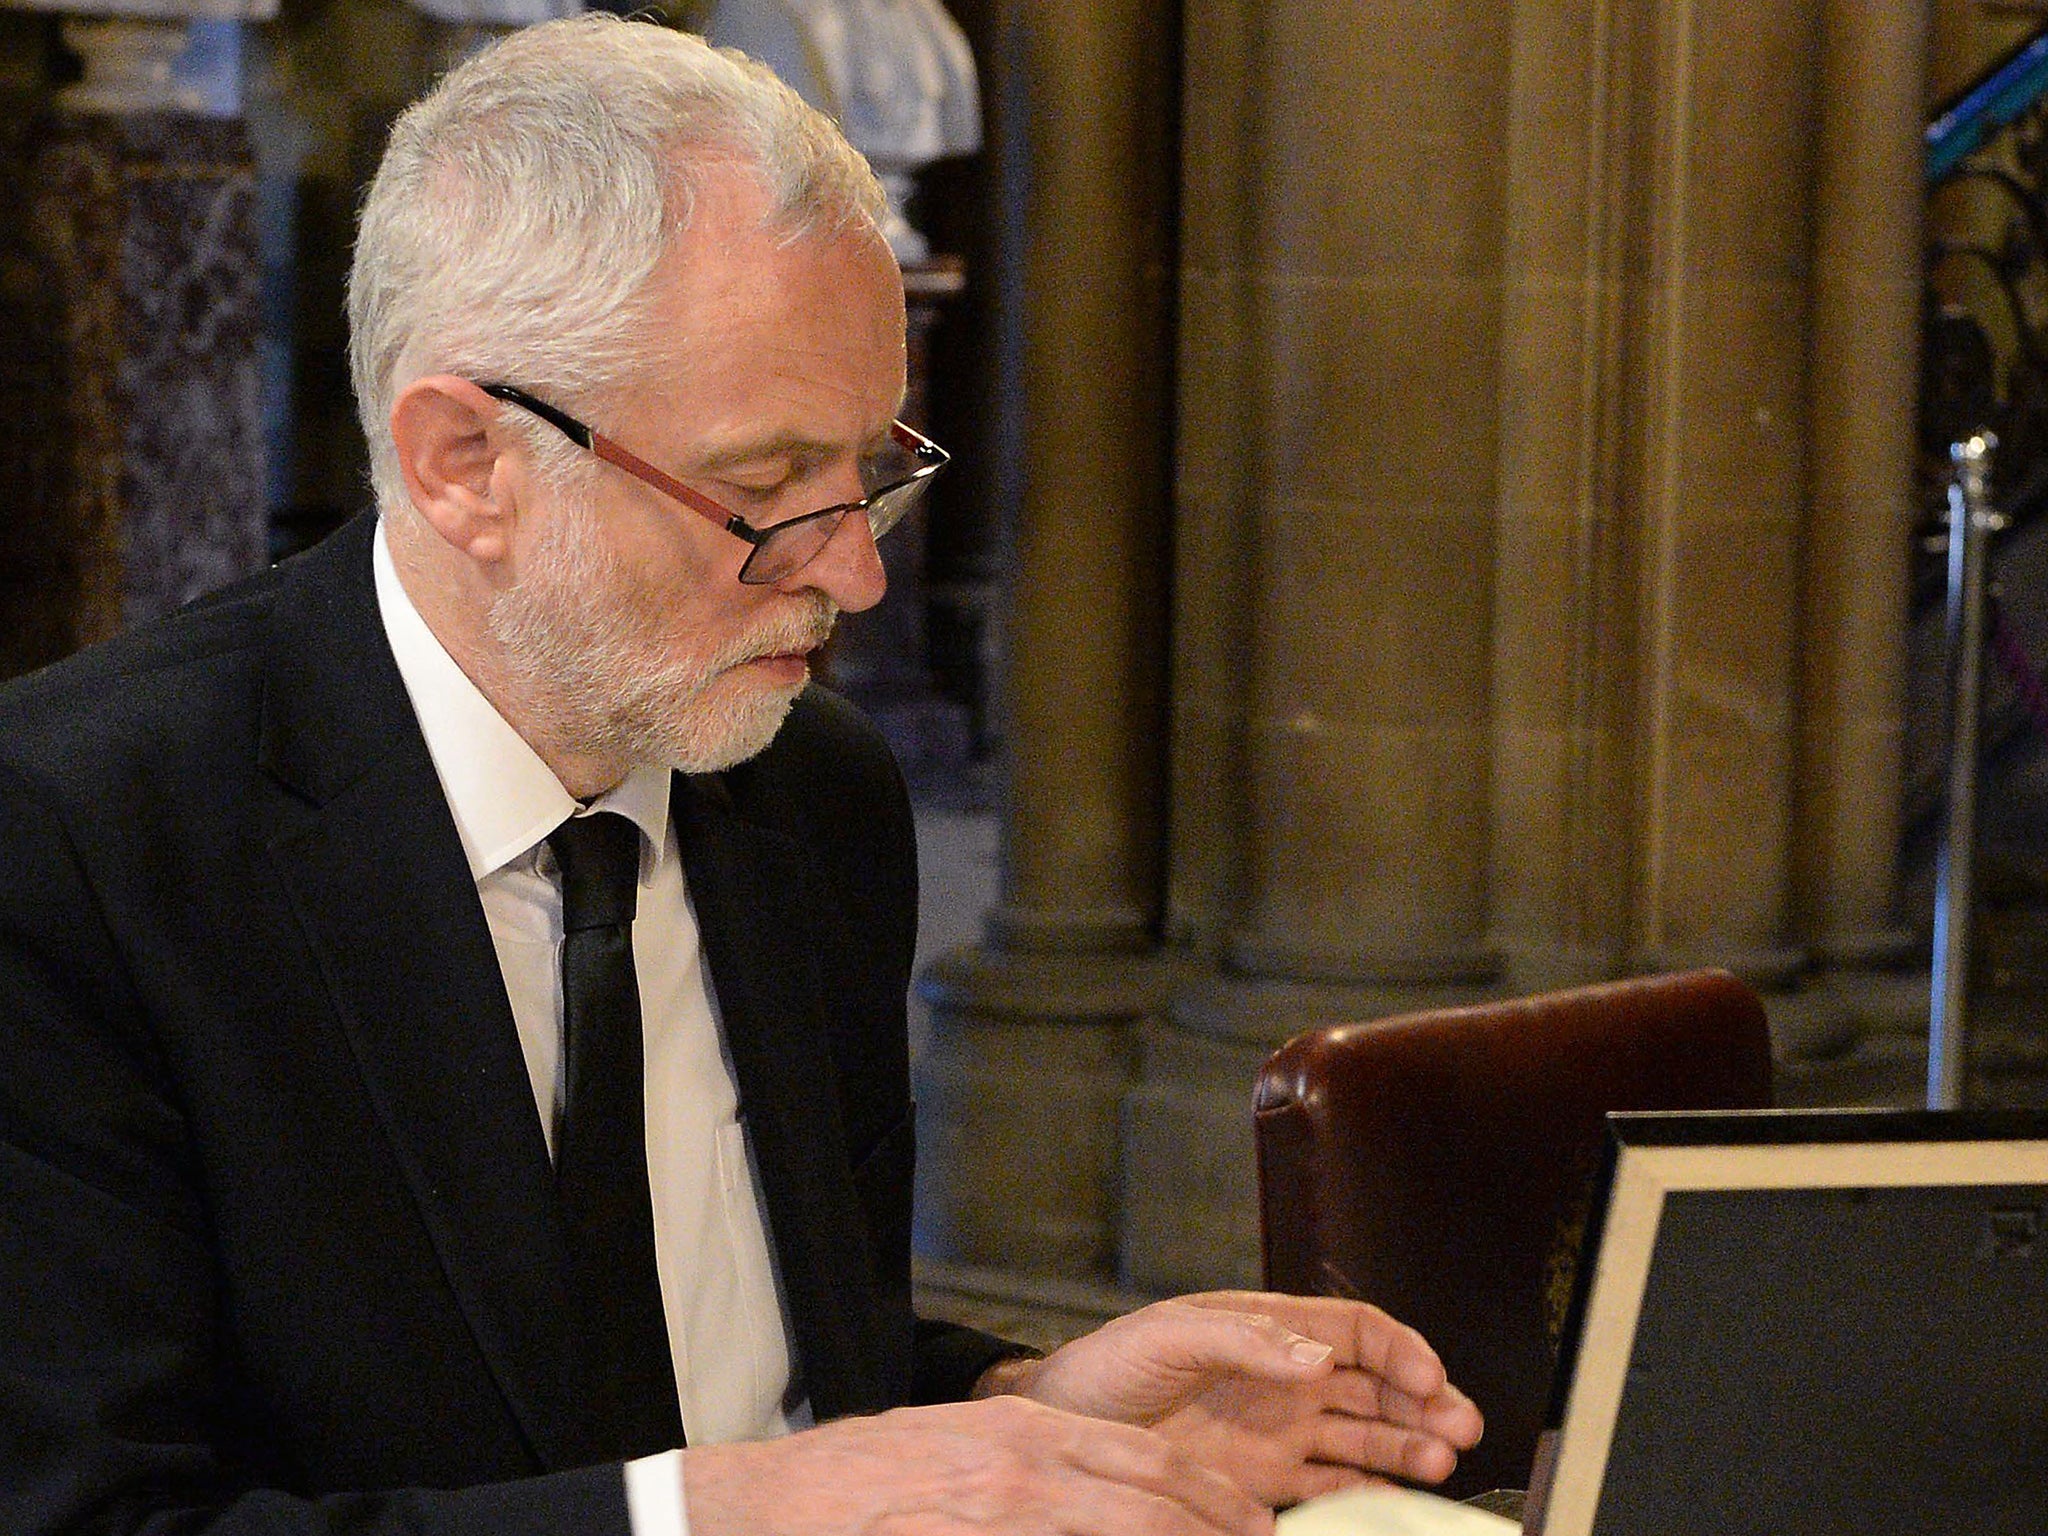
left=0, top=515, right=1013, bottom=1536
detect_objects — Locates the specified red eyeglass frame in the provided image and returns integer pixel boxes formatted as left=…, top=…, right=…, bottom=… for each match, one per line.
left=476, top=381, right=948, bottom=583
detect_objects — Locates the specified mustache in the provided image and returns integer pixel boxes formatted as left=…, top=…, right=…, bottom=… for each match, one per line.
left=713, top=593, right=838, bottom=670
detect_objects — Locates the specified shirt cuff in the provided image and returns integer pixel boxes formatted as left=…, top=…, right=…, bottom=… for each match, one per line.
left=624, top=1448, right=688, bottom=1536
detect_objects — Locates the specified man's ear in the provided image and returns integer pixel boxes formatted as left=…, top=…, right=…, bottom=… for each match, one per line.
left=389, top=375, right=522, bottom=564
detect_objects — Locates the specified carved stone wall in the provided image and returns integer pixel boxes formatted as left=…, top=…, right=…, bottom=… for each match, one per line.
left=3, top=102, right=265, bottom=677
left=0, top=80, right=83, bottom=676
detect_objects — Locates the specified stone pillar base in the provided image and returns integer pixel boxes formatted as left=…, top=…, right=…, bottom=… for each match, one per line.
left=1174, top=970, right=1510, bottom=1046
left=913, top=946, right=1174, bottom=1280
left=1768, top=928, right=1923, bottom=1061
left=1492, top=943, right=1632, bottom=996
left=1806, top=925, right=1920, bottom=973
left=1118, top=970, right=1503, bottom=1294
left=1120, top=1018, right=1265, bottom=1294
left=1627, top=944, right=1810, bottom=992
left=1224, top=932, right=1501, bottom=988
left=1770, top=962, right=1932, bottom=1106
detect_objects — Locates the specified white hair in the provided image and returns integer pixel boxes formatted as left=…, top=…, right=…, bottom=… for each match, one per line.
left=348, top=13, right=889, bottom=514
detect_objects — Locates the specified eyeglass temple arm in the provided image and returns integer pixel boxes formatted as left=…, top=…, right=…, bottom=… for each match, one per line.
left=889, top=419, right=947, bottom=465
left=476, top=381, right=942, bottom=527
left=476, top=382, right=755, bottom=541
left=586, top=434, right=758, bottom=540
left=588, top=422, right=944, bottom=521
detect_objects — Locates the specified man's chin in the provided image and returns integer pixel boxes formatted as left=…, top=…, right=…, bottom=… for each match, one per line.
left=659, top=678, right=805, bottom=775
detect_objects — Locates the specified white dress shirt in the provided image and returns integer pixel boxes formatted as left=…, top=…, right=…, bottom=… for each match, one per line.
left=372, top=525, right=810, bottom=1536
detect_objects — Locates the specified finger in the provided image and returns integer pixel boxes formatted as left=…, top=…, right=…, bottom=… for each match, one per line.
left=1320, top=1368, right=1483, bottom=1447
left=1311, top=1413, right=1464, bottom=1486
left=1185, top=1293, right=1450, bottom=1400
left=1316, top=1364, right=1444, bottom=1425
left=1136, top=1298, right=1341, bottom=1386
left=1319, top=1365, right=1404, bottom=1420
left=1373, top=1380, right=1484, bottom=1449
left=1342, top=1305, right=1458, bottom=1403
left=1416, top=1383, right=1484, bottom=1448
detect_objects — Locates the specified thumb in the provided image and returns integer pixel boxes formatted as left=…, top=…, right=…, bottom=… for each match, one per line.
left=1168, top=1303, right=1337, bottom=1384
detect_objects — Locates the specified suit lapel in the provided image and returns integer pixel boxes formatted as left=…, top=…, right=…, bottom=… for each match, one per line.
left=254, top=518, right=586, bottom=1469
left=672, top=771, right=894, bottom=1421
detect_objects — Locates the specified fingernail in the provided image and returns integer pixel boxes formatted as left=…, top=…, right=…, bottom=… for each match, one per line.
left=1288, top=1337, right=1334, bottom=1365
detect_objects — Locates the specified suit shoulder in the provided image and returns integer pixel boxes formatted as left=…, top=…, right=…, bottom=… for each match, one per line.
left=0, top=574, right=283, bottom=773
left=0, top=518, right=375, bottom=785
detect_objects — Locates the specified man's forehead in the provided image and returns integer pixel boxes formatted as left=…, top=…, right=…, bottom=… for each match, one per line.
left=652, top=211, right=903, bottom=359
left=613, top=247, right=905, bottom=458
left=648, top=250, right=905, bottom=381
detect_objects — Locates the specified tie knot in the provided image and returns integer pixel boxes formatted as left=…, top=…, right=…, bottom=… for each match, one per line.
left=547, top=812, right=641, bottom=931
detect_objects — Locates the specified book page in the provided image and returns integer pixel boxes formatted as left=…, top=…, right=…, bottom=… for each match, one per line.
left=1276, top=1485, right=1518, bottom=1536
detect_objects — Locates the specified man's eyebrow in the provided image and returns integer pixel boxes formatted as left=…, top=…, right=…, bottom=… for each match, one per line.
left=691, top=428, right=892, bottom=475
left=692, top=432, right=825, bottom=469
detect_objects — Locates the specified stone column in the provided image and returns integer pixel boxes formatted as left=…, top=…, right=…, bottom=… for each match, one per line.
left=1794, top=1, right=1927, bottom=1001
left=1495, top=0, right=1831, bottom=993
left=3, top=0, right=271, bottom=677
left=1124, top=0, right=1515, bottom=1294
left=913, top=0, right=1179, bottom=1281
left=1489, top=1, right=1647, bottom=992
left=1208, top=1, right=1507, bottom=995
left=1490, top=0, right=1836, bottom=991
left=1496, top=0, right=1920, bottom=1064
left=1620, top=1, right=1822, bottom=986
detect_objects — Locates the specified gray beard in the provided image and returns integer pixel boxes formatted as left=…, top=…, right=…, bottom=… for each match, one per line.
left=484, top=498, right=837, bottom=774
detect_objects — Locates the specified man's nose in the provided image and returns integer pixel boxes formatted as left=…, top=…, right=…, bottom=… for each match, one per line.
left=782, top=505, right=887, bottom=613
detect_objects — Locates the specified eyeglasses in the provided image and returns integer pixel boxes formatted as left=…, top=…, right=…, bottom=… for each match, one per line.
left=476, top=381, right=949, bottom=585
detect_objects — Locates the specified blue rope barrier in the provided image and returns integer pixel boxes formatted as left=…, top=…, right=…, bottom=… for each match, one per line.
left=1929, top=31, right=2048, bottom=184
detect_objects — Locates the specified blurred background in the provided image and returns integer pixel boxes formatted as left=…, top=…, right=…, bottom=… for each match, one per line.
left=5, top=0, right=2048, bottom=1333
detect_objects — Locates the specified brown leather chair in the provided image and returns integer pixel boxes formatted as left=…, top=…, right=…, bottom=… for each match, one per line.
left=1253, top=969, right=1773, bottom=1498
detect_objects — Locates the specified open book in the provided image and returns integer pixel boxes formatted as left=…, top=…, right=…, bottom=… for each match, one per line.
left=1276, top=1486, right=1516, bottom=1536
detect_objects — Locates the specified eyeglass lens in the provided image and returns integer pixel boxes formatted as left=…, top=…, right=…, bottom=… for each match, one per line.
left=741, top=474, right=935, bottom=585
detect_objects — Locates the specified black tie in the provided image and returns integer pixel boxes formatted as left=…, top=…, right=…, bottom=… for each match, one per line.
left=548, top=811, right=685, bottom=1457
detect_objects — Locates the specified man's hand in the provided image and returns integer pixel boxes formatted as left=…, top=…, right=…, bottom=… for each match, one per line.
left=682, top=1394, right=1274, bottom=1536
left=999, top=1292, right=1484, bottom=1508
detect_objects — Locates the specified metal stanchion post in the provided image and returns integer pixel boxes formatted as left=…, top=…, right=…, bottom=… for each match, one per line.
left=1928, top=431, right=2006, bottom=1110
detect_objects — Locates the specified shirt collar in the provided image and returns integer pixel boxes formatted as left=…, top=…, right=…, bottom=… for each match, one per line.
left=372, top=520, right=674, bottom=880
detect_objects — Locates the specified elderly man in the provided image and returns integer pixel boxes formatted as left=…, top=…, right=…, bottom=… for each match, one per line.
left=0, top=16, right=1478, bottom=1536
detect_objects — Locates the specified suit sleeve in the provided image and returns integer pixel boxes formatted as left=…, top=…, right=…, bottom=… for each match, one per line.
left=908, top=1319, right=1040, bottom=1406
left=0, top=762, right=632, bottom=1536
